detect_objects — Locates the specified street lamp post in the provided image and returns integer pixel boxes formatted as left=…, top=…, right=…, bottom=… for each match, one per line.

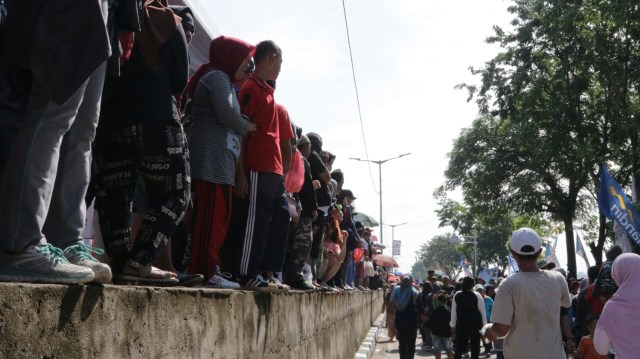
left=386, top=222, right=408, bottom=259
left=349, top=153, right=411, bottom=245
left=451, top=235, right=478, bottom=278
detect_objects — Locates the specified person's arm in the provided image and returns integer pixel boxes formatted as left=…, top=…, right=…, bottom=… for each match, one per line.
left=207, top=72, right=253, bottom=134
left=280, top=139, right=292, bottom=175
left=485, top=323, right=510, bottom=340
left=477, top=292, right=487, bottom=326
left=164, top=25, right=188, bottom=95
left=277, top=112, right=294, bottom=175
left=560, top=312, right=575, bottom=353
left=593, top=326, right=611, bottom=355
left=449, top=293, right=457, bottom=328
left=485, top=280, right=514, bottom=341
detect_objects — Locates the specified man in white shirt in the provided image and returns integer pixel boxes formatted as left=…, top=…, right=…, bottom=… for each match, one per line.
left=484, top=228, right=571, bottom=359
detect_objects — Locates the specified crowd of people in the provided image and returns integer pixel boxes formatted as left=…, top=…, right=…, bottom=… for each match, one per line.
left=384, top=228, right=640, bottom=359
left=0, top=0, right=392, bottom=293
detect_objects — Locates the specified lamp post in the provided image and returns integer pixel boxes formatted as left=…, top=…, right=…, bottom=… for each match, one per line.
left=349, top=153, right=411, bottom=245
left=386, top=222, right=408, bottom=259
left=451, top=235, right=478, bottom=278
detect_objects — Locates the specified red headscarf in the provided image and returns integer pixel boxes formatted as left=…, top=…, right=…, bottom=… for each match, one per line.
left=186, top=36, right=256, bottom=98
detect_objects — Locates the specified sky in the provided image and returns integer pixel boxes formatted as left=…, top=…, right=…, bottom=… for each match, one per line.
left=190, top=0, right=516, bottom=272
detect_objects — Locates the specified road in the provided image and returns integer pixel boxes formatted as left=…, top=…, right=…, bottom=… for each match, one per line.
left=373, top=327, right=497, bottom=359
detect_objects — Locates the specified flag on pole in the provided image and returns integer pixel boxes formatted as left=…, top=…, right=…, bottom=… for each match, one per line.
left=575, top=232, right=590, bottom=267
left=543, top=239, right=561, bottom=268
left=599, top=165, right=640, bottom=246
left=507, top=253, right=519, bottom=274
left=459, top=255, right=471, bottom=277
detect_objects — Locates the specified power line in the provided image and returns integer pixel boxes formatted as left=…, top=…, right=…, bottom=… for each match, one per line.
left=341, top=0, right=377, bottom=193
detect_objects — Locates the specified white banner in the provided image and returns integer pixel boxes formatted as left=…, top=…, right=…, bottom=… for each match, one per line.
left=392, top=240, right=401, bottom=256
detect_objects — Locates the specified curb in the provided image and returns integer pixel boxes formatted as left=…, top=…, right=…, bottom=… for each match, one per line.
left=354, top=313, right=384, bottom=359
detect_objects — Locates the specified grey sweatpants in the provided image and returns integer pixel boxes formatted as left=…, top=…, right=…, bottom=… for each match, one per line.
left=0, top=0, right=108, bottom=252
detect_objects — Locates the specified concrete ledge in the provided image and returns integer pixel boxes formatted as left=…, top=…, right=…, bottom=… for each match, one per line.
left=0, top=284, right=383, bottom=359
left=354, top=313, right=384, bottom=359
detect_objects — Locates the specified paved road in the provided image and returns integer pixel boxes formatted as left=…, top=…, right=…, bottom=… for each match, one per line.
left=373, top=327, right=497, bottom=359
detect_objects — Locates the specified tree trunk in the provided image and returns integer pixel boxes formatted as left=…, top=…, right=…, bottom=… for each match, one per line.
left=563, top=217, right=577, bottom=279
left=589, top=214, right=606, bottom=267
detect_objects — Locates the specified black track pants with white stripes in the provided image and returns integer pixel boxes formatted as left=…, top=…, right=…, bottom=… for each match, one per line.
left=228, top=171, right=290, bottom=278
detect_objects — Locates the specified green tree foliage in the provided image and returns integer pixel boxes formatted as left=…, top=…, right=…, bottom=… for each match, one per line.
left=415, top=234, right=462, bottom=277
left=411, top=261, right=428, bottom=281
left=447, top=0, right=640, bottom=277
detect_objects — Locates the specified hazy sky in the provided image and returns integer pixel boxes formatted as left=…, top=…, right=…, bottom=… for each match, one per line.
left=190, top=0, right=515, bottom=272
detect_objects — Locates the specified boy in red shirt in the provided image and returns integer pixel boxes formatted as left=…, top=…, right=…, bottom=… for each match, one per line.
left=231, top=40, right=294, bottom=291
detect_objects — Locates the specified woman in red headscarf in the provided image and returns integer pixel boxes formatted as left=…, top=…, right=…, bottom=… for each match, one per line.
left=186, top=36, right=257, bottom=287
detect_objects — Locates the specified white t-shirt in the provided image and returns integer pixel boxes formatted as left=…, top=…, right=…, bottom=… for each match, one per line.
left=491, top=270, right=571, bottom=359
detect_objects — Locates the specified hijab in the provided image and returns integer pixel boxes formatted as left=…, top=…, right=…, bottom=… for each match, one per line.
left=186, top=36, right=255, bottom=97
left=597, top=253, right=640, bottom=358
left=391, top=276, right=419, bottom=311
left=137, top=0, right=181, bottom=68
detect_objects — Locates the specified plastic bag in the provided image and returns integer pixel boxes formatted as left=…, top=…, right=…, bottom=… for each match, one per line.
left=353, top=247, right=365, bottom=263
left=364, top=260, right=375, bottom=277
left=285, top=149, right=304, bottom=193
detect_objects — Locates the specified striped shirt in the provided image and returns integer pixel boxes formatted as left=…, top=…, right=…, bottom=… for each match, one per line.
left=188, top=70, right=251, bottom=185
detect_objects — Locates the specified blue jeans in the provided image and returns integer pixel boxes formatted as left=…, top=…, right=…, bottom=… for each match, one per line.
left=346, top=255, right=355, bottom=286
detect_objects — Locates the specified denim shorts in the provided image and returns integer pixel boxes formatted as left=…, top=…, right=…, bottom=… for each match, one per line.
left=433, top=335, right=453, bottom=352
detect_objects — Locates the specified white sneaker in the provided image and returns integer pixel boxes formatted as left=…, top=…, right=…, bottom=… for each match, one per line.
left=265, top=274, right=290, bottom=292
left=63, top=243, right=112, bottom=284
left=0, top=244, right=95, bottom=284
left=204, top=272, right=241, bottom=289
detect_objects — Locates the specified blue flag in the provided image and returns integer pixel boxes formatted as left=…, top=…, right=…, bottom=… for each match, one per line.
left=599, top=165, right=640, bottom=246
left=507, top=253, right=519, bottom=273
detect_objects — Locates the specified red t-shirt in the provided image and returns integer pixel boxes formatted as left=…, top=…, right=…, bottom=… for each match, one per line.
left=239, top=75, right=293, bottom=175
left=577, top=336, right=608, bottom=359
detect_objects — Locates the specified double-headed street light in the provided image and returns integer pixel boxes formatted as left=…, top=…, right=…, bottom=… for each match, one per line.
left=349, top=153, right=411, bottom=245
left=451, top=235, right=478, bottom=278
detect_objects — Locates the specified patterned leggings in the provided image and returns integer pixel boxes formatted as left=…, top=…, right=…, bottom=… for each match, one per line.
left=92, top=120, right=190, bottom=271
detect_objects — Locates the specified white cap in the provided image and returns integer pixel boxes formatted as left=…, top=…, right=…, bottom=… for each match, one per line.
left=510, top=227, right=542, bottom=255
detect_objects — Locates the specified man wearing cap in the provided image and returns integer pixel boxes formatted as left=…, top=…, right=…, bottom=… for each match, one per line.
left=484, top=228, right=571, bottom=359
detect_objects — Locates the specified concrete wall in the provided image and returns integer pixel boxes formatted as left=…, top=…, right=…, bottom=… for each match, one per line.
left=0, top=283, right=383, bottom=359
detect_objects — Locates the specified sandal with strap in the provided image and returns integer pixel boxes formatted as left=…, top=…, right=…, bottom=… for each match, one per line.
left=113, top=260, right=178, bottom=286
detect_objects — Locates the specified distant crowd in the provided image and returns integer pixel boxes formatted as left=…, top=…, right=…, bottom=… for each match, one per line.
left=384, top=228, right=640, bottom=359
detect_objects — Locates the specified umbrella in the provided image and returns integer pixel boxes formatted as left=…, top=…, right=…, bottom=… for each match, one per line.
left=353, top=212, right=379, bottom=227
left=372, top=254, right=398, bottom=267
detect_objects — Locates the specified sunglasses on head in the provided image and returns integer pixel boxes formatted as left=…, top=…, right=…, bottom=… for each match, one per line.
left=244, top=60, right=255, bottom=75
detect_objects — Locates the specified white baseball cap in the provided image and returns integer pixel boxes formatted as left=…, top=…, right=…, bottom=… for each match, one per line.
left=510, top=227, right=542, bottom=255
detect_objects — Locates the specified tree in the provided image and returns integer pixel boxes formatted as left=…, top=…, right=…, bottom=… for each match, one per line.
left=449, top=0, right=640, bottom=277
left=411, top=261, right=428, bottom=281
left=416, top=234, right=462, bottom=277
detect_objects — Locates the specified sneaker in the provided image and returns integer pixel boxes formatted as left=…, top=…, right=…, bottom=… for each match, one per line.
left=287, top=277, right=316, bottom=291
left=0, top=244, right=95, bottom=284
left=239, top=275, right=276, bottom=292
left=265, top=275, right=290, bottom=292
left=63, top=243, right=112, bottom=284
left=204, top=272, right=240, bottom=289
